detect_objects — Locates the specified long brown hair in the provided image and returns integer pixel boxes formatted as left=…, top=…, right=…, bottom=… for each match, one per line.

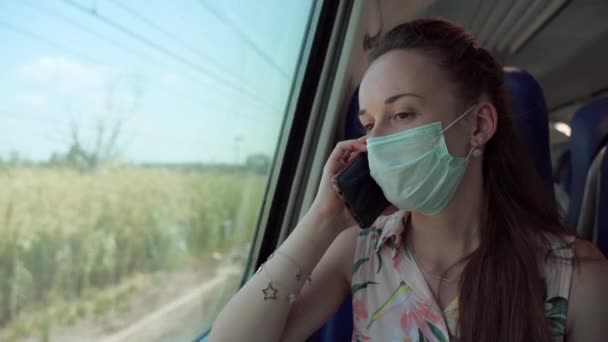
left=370, top=18, right=569, bottom=341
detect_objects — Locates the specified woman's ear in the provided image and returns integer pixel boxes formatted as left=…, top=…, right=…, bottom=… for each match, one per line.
left=471, top=101, right=497, bottom=149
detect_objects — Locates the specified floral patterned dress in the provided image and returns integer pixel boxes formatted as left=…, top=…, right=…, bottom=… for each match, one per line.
left=351, top=210, right=574, bottom=342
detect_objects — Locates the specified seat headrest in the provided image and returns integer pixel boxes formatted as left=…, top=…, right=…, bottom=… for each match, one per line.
left=345, top=86, right=364, bottom=140
left=567, top=97, right=608, bottom=226
left=503, top=67, right=555, bottom=195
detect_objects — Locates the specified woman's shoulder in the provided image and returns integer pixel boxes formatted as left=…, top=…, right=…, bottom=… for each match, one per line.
left=541, top=233, right=605, bottom=259
left=565, top=242, right=607, bottom=340
left=569, top=237, right=606, bottom=303
left=355, top=208, right=407, bottom=249
left=573, top=238, right=605, bottom=259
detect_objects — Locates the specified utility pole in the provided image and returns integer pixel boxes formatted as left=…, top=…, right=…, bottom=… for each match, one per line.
left=234, top=136, right=243, bottom=165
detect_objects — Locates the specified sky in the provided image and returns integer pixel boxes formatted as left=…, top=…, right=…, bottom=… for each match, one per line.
left=0, top=0, right=314, bottom=164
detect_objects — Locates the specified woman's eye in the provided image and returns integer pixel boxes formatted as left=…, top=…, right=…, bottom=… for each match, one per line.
left=363, top=123, right=374, bottom=132
left=394, top=112, right=415, bottom=120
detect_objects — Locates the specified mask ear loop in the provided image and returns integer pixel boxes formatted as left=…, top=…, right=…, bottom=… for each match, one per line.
left=443, top=105, right=479, bottom=160
left=440, top=105, right=478, bottom=134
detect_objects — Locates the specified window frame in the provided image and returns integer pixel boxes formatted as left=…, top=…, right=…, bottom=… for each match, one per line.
left=197, top=0, right=343, bottom=339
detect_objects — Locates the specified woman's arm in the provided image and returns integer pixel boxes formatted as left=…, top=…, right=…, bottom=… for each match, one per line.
left=210, top=137, right=368, bottom=342
left=566, top=240, right=608, bottom=341
left=279, top=226, right=358, bottom=341
left=209, top=212, right=351, bottom=342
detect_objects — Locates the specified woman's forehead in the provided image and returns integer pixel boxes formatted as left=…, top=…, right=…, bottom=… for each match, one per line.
left=359, top=49, right=449, bottom=108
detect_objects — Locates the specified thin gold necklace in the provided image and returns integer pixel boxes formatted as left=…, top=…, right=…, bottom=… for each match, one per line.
left=403, top=215, right=471, bottom=284
left=409, top=244, right=462, bottom=284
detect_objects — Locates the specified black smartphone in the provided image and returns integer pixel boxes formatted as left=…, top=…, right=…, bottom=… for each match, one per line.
left=332, top=152, right=390, bottom=229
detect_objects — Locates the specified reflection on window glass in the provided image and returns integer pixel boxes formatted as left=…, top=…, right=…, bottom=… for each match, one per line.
left=0, top=0, right=313, bottom=340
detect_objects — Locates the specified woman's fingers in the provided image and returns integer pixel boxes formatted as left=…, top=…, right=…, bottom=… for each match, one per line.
left=326, top=139, right=368, bottom=174
left=331, top=140, right=366, bottom=162
left=341, top=139, right=367, bottom=164
left=346, top=150, right=362, bottom=164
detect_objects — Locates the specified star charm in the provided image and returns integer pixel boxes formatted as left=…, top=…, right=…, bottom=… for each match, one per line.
left=262, top=283, right=278, bottom=300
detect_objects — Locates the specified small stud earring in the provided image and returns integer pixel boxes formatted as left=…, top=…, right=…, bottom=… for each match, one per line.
left=472, top=148, right=482, bottom=158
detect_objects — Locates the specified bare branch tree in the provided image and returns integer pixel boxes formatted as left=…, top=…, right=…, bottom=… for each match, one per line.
left=58, top=73, right=145, bottom=170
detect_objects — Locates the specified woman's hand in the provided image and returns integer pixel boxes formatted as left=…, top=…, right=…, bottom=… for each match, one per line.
left=309, top=136, right=368, bottom=229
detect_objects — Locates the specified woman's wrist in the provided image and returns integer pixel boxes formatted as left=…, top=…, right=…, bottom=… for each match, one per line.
left=303, top=204, right=351, bottom=238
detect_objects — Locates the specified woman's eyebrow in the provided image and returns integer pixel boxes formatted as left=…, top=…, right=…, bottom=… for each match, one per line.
left=359, top=92, right=424, bottom=116
left=384, top=92, right=424, bottom=104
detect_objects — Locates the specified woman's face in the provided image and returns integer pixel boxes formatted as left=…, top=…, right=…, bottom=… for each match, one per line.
left=359, top=49, right=475, bottom=158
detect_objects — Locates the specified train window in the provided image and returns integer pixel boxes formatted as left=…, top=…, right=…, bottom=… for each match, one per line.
left=0, top=0, right=314, bottom=340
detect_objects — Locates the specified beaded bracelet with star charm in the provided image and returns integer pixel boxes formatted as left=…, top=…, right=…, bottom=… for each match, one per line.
left=257, top=263, right=301, bottom=304
left=269, top=250, right=312, bottom=284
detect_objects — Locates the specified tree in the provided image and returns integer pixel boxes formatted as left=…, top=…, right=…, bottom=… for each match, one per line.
left=245, top=154, right=271, bottom=174
left=59, top=74, right=144, bottom=170
left=8, top=150, right=22, bottom=166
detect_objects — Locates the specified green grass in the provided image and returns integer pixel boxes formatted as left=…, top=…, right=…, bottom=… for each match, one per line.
left=0, top=165, right=266, bottom=329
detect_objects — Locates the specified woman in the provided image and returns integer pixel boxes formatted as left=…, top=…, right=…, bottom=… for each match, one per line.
left=210, top=18, right=607, bottom=342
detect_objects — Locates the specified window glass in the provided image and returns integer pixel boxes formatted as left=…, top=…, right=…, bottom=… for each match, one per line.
left=0, top=0, right=314, bottom=340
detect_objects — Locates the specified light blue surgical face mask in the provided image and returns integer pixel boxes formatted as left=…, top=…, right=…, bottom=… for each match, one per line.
left=366, top=105, right=478, bottom=215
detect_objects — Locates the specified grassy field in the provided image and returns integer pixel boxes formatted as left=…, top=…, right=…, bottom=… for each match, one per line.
left=0, top=165, right=265, bottom=340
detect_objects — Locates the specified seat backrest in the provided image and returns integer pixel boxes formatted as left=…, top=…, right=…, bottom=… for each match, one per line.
left=598, top=147, right=608, bottom=256
left=566, top=97, right=608, bottom=230
left=315, top=67, right=555, bottom=342
left=503, top=67, right=555, bottom=196
left=577, top=145, right=606, bottom=240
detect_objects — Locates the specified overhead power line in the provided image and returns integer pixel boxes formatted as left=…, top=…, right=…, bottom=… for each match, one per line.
left=0, top=16, right=265, bottom=120
left=18, top=1, right=217, bottom=103
left=107, top=0, right=232, bottom=77
left=62, top=0, right=277, bottom=110
left=21, top=0, right=162, bottom=65
left=198, top=0, right=290, bottom=79
left=105, top=0, right=263, bottom=106
left=0, top=20, right=99, bottom=64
